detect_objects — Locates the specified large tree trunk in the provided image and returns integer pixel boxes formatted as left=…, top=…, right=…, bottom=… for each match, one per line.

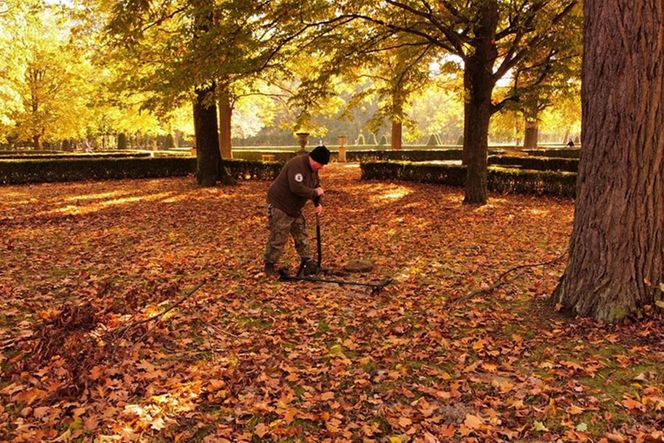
left=461, top=0, right=498, bottom=205
left=194, top=84, right=221, bottom=187
left=551, top=0, right=664, bottom=322
left=523, top=117, right=539, bottom=149
left=391, top=120, right=402, bottom=150
left=217, top=85, right=233, bottom=159
left=31, top=94, right=41, bottom=150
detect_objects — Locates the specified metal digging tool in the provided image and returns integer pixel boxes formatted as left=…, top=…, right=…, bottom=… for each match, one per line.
left=279, top=268, right=393, bottom=295
left=284, top=195, right=393, bottom=294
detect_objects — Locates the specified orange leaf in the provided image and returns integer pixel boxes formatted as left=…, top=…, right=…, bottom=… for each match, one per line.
left=89, top=366, right=103, bottom=381
left=283, top=407, right=297, bottom=424
left=464, top=413, right=484, bottom=429
left=84, top=415, right=99, bottom=431
left=568, top=405, right=585, bottom=415
left=398, top=417, right=412, bottom=427
left=606, top=432, right=626, bottom=442
left=438, top=425, right=456, bottom=438
left=254, top=423, right=269, bottom=438
left=481, top=362, right=498, bottom=372
left=33, top=406, right=50, bottom=419
left=621, top=398, right=644, bottom=411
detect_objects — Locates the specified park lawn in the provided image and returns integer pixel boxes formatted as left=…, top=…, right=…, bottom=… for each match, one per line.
left=0, top=163, right=661, bottom=442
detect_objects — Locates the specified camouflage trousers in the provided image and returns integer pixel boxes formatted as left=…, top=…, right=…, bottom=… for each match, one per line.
left=264, top=205, right=311, bottom=264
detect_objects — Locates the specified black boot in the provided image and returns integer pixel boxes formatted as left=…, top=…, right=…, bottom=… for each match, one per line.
left=298, top=258, right=319, bottom=277
left=264, top=261, right=277, bottom=277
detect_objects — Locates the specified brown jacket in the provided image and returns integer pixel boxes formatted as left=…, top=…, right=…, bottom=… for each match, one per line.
left=267, top=154, right=320, bottom=217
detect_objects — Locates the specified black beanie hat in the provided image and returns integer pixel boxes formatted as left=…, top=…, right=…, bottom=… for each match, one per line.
left=309, top=145, right=330, bottom=165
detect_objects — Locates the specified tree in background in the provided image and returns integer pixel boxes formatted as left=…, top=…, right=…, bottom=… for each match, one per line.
left=0, top=0, right=26, bottom=137
left=0, top=0, right=184, bottom=149
left=1, top=1, right=93, bottom=148
left=551, top=0, right=664, bottom=321
left=103, top=0, right=309, bottom=184
left=540, top=88, right=581, bottom=144
left=310, top=0, right=580, bottom=204
left=316, top=32, right=438, bottom=150
left=407, top=74, right=464, bottom=145
left=361, top=40, right=437, bottom=150
left=505, top=12, right=582, bottom=149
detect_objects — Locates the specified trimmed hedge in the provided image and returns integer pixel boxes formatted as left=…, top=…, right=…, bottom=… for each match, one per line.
left=361, top=160, right=466, bottom=185
left=488, top=166, right=577, bottom=197
left=223, top=159, right=282, bottom=181
left=347, top=149, right=464, bottom=162
left=0, top=152, right=152, bottom=160
left=346, top=148, right=513, bottom=162
left=232, top=150, right=301, bottom=162
left=0, top=157, right=281, bottom=184
left=488, top=155, right=578, bottom=172
left=0, top=150, right=62, bottom=154
left=360, top=161, right=577, bottom=198
left=228, top=148, right=523, bottom=164
left=523, top=148, right=580, bottom=158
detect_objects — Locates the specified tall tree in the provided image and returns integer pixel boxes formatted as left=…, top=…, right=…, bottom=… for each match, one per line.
left=103, top=0, right=285, bottom=184
left=0, top=0, right=26, bottom=134
left=1, top=1, right=93, bottom=148
left=364, top=42, right=436, bottom=150
left=319, top=0, right=579, bottom=204
left=551, top=1, right=664, bottom=321
left=193, top=83, right=222, bottom=186
left=191, top=0, right=228, bottom=186
left=507, top=14, right=582, bottom=149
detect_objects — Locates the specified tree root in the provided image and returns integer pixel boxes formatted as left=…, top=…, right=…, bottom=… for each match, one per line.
left=447, top=251, right=567, bottom=307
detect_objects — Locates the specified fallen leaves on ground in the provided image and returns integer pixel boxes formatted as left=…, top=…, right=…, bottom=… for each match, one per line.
left=0, top=163, right=662, bottom=442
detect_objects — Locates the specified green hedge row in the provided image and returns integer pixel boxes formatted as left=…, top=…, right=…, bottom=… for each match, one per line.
left=228, top=147, right=577, bottom=166
left=0, top=157, right=281, bottom=184
left=232, top=150, right=301, bottom=162
left=346, top=149, right=466, bottom=162
left=231, top=147, right=474, bottom=163
left=0, top=149, right=62, bottom=155
left=223, top=159, right=282, bottom=181
left=0, top=152, right=152, bottom=160
left=523, top=148, right=580, bottom=158
left=361, top=161, right=467, bottom=185
left=488, top=155, right=578, bottom=172
left=360, top=161, right=577, bottom=198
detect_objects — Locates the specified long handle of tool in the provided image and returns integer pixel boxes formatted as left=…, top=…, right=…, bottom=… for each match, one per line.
left=313, top=195, right=322, bottom=268
left=316, top=213, right=322, bottom=267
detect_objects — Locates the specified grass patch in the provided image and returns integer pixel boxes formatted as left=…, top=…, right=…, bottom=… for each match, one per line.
left=316, top=320, right=330, bottom=335
left=581, top=363, right=661, bottom=400
left=50, top=267, right=77, bottom=277
left=237, top=317, right=273, bottom=330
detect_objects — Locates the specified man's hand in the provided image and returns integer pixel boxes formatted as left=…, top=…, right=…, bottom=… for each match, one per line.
left=314, top=187, right=324, bottom=196
left=314, top=205, right=323, bottom=215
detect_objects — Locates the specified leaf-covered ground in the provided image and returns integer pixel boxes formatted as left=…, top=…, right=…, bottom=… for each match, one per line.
left=0, top=163, right=662, bottom=442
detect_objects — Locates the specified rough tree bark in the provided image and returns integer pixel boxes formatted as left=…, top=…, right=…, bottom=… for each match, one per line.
left=523, top=117, right=539, bottom=149
left=32, top=135, right=42, bottom=150
left=194, top=85, right=220, bottom=187
left=461, top=0, right=498, bottom=205
left=217, top=84, right=233, bottom=159
left=391, top=121, right=402, bottom=150
left=551, top=0, right=664, bottom=321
